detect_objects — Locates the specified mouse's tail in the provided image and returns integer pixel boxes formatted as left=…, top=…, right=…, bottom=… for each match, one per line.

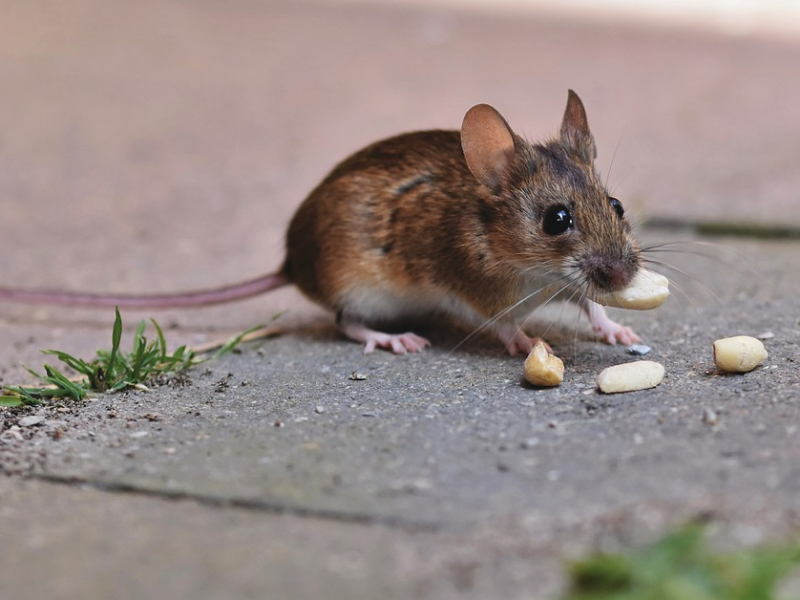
left=0, top=273, right=290, bottom=309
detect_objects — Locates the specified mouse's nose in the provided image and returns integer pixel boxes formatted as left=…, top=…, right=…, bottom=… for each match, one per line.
left=582, top=251, right=636, bottom=292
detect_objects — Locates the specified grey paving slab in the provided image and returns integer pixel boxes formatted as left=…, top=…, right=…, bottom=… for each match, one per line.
left=0, top=477, right=569, bottom=600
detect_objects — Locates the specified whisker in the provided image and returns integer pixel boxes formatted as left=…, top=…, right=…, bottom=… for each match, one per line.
left=512, top=277, right=578, bottom=344
left=640, top=240, right=737, bottom=257
left=605, top=134, right=623, bottom=191
left=663, top=276, right=699, bottom=312
left=641, top=258, right=722, bottom=305
left=518, top=264, right=561, bottom=280
left=448, top=272, right=577, bottom=355
left=534, top=272, right=585, bottom=345
left=572, top=280, right=592, bottom=356
left=641, top=247, right=750, bottom=278
left=640, top=239, right=729, bottom=250
left=640, top=238, right=743, bottom=259
left=641, top=263, right=699, bottom=312
left=507, top=272, right=582, bottom=331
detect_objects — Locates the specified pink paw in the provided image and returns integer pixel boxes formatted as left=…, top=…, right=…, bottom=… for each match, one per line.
left=363, top=332, right=431, bottom=355
left=592, top=321, right=641, bottom=346
left=586, top=301, right=641, bottom=346
left=497, top=324, right=551, bottom=356
left=338, top=316, right=431, bottom=355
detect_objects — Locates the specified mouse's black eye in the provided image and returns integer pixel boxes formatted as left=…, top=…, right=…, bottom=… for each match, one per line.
left=542, top=205, right=573, bottom=235
left=608, top=197, right=624, bottom=219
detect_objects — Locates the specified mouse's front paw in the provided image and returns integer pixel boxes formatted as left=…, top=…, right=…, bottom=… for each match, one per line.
left=594, top=321, right=640, bottom=346
left=497, top=324, right=552, bottom=356
left=586, top=300, right=641, bottom=346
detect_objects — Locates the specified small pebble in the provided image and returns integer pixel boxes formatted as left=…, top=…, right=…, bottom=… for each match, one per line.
left=4, top=428, right=24, bottom=441
left=703, top=408, right=719, bottom=426
left=129, top=431, right=149, bottom=439
left=349, top=372, right=368, bottom=381
left=757, top=331, right=775, bottom=340
left=314, top=406, right=326, bottom=414
left=627, top=344, right=652, bottom=356
left=18, top=416, right=45, bottom=427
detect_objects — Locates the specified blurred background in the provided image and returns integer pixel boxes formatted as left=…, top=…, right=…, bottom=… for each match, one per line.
left=1, top=0, right=798, bottom=332
left=334, top=0, right=800, bottom=35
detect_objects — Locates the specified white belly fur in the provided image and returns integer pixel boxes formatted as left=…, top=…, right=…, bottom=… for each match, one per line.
left=336, top=275, right=571, bottom=330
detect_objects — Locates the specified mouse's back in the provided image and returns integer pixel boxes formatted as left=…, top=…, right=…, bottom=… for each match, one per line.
left=282, top=129, right=492, bottom=321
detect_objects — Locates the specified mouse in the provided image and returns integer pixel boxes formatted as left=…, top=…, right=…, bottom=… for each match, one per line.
left=0, top=90, right=641, bottom=355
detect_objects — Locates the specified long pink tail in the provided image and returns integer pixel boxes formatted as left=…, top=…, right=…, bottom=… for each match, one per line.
left=0, top=273, right=289, bottom=309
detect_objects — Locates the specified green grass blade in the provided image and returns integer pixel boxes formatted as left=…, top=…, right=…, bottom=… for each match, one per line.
left=134, top=319, right=146, bottom=341
left=151, top=319, right=168, bottom=359
left=171, top=345, right=198, bottom=367
left=105, top=307, right=124, bottom=383
left=0, top=395, right=26, bottom=407
left=130, top=346, right=159, bottom=382
left=128, top=338, right=148, bottom=381
left=561, top=526, right=800, bottom=600
left=109, top=380, right=133, bottom=392
left=211, top=323, right=268, bottom=360
left=41, top=349, right=94, bottom=377
left=2, top=386, right=42, bottom=405
left=23, top=365, right=46, bottom=382
left=42, top=364, right=87, bottom=401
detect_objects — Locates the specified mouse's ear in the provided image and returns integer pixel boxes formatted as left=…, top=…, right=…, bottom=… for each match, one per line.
left=560, top=90, right=597, bottom=164
left=461, top=104, right=516, bottom=190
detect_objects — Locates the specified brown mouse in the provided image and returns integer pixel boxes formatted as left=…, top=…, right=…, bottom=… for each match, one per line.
left=0, top=90, right=640, bottom=354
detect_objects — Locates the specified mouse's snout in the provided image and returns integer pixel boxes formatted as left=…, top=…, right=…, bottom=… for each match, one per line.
left=582, top=250, right=638, bottom=292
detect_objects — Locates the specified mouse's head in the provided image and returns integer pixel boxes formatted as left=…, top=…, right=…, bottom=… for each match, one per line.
left=461, top=90, right=640, bottom=295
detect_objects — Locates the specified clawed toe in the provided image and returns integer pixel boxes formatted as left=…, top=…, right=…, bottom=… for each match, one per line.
left=364, top=332, right=431, bottom=355
left=497, top=324, right=551, bottom=356
left=595, top=323, right=641, bottom=346
left=339, top=316, right=431, bottom=355
left=586, top=301, right=641, bottom=347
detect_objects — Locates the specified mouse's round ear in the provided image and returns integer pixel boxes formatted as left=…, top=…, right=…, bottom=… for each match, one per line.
left=461, top=104, right=516, bottom=191
left=560, top=90, right=597, bottom=164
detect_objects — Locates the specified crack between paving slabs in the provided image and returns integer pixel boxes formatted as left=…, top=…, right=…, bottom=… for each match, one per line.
left=27, top=472, right=442, bottom=533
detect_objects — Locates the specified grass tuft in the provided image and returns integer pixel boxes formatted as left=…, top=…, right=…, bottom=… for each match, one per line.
left=1, top=307, right=270, bottom=407
left=562, top=525, right=800, bottom=600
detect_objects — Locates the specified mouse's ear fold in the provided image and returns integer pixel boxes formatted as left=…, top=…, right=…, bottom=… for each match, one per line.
left=461, top=104, right=516, bottom=190
left=560, top=90, right=597, bottom=164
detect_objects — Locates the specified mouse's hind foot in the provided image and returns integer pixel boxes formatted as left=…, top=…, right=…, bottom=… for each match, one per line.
left=338, top=316, right=431, bottom=355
